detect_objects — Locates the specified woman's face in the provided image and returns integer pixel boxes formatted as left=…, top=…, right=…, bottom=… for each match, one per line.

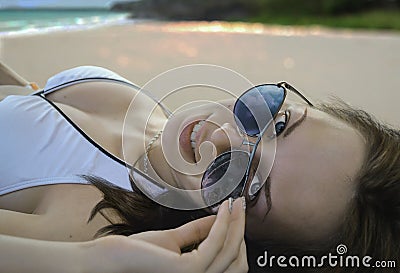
left=151, top=97, right=366, bottom=243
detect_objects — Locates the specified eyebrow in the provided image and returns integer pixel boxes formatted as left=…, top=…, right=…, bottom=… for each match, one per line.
left=283, top=107, right=308, bottom=138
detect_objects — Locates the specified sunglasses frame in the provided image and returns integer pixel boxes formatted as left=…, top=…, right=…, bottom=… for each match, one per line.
left=201, top=81, right=314, bottom=202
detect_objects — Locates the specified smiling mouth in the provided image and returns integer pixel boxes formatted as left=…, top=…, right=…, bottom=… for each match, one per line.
left=178, top=119, right=206, bottom=163
left=190, top=120, right=206, bottom=158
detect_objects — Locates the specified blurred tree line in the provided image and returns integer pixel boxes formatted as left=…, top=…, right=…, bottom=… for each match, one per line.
left=112, top=0, right=400, bottom=20
left=249, top=0, right=399, bottom=15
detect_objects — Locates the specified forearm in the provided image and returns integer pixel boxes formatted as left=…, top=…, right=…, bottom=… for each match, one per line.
left=0, top=61, right=29, bottom=86
left=0, top=234, right=86, bottom=273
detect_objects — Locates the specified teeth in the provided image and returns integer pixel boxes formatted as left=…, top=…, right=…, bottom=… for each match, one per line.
left=191, top=131, right=197, bottom=140
left=190, top=120, right=205, bottom=151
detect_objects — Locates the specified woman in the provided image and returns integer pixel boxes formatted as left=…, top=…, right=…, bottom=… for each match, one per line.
left=0, top=64, right=247, bottom=273
left=1, top=64, right=399, bottom=272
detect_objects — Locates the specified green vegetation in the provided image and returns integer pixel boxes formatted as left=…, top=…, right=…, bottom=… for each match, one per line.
left=112, top=0, right=400, bottom=31
left=249, top=9, right=400, bottom=31
left=241, top=0, right=400, bottom=31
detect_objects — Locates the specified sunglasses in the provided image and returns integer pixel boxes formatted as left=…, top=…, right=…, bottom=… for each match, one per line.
left=200, top=82, right=313, bottom=212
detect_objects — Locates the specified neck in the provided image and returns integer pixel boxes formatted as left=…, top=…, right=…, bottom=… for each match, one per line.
left=120, top=89, right=168, bottom=167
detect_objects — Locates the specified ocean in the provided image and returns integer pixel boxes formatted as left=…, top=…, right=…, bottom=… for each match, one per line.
left=0, top=9, right=132, bottom=37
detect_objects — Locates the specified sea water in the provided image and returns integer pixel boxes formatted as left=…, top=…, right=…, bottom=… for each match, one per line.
left=0, top=9, right=132, bottom=37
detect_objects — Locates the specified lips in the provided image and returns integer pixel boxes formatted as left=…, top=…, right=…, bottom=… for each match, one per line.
left=190, top=120, right=205, bottom=152
left=178, top=119, right=204, bottom=162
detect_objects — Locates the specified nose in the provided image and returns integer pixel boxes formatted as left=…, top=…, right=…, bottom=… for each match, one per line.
left=209, top=122, right=246, bottom=155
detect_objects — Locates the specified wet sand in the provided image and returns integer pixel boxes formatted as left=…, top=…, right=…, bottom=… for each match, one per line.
left=1, top=21, right=399, bottom=125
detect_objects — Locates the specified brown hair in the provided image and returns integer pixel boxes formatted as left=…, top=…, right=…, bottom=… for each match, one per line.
left=317, top=100, right=400, bottom=273
left=84, top=175, right=208, bottom=236
left=87, top=100, right=399, bottom=273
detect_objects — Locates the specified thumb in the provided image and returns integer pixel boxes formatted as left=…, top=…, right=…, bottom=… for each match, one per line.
left=172, top=215, right=216, bottom=250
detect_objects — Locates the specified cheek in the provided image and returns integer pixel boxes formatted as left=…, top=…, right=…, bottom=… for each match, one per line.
left=248, top=150, right=350, bottom=242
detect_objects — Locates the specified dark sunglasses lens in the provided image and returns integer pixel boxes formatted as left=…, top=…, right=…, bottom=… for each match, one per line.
left=201, top=151, right=249, bottom=210
left=233, top=85, right=285, bottom=135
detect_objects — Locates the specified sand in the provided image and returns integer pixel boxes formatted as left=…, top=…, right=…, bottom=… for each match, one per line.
left=1, top=21, right=399, bottom=125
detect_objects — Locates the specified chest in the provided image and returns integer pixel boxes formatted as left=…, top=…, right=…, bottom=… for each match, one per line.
left=0, top=82, right=163, bottom=238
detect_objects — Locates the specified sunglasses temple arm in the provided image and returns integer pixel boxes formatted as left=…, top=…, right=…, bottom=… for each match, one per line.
left=239, top=118, right=273, bottom=197
left=280, top=82, right=314, bottom=106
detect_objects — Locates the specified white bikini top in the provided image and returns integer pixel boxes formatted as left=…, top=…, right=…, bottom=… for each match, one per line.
left=0, top=66, right=155, bottom=196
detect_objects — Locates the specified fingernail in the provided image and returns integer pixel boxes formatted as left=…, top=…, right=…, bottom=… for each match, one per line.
left=241, top=196, right=246, bottom=211
left=228, top=197, right=233, bottom=214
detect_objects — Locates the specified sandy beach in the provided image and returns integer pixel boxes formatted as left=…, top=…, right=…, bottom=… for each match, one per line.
left=1, top=21, right=399, bottom=125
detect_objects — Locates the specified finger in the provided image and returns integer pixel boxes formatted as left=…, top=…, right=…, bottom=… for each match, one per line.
left=195, top=199, right=231, bottom=265
left=130, top=215, right=216, bottom=251
left=171, top=215, right=216, bottom=250
left=206, top=197, right=246, bottom=273
left=224, top=240, right=248, bottom=273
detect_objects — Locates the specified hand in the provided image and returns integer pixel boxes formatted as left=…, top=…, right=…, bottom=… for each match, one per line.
left=87, top=198, right=248, bottom=273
